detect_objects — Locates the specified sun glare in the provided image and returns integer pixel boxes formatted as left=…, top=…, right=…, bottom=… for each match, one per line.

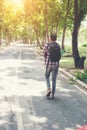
left=13, top=0, right=22, bottom=4
left=11, top=0, right=24, bottom=11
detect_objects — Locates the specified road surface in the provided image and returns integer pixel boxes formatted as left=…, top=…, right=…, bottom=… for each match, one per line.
left=0, top=44, right=87, bottom=130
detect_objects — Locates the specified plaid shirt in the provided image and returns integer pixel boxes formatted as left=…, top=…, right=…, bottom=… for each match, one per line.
left=43, top=43, right=59, bottom=68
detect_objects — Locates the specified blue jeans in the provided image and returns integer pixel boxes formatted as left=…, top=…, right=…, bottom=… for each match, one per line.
left=45, top=66, right=58, bottom=95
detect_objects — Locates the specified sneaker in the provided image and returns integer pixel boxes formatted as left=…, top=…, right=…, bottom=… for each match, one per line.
left=46, top=89, right=51, bottom=97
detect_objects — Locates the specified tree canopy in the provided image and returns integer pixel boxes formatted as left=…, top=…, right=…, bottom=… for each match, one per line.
left=0, top=0, right=87, bottom=47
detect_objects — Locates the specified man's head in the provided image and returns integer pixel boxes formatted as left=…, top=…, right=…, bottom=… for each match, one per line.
left=50, top=32, right=57, bottom=41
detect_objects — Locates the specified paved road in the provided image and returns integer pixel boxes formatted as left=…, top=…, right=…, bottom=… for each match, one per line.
left=0, top=44, right=87, bottom=130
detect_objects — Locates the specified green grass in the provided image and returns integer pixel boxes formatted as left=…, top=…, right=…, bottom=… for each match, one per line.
left=60, top=57, right=74, bottom=68
left=59, top=45, right=87, bottom=84
left=60, top=45, right=87, bottom=69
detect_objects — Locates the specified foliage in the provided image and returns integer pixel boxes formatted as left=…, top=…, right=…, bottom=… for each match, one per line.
left=60, top=44, right=87, bottom=69
left=78, top=0, right=87, bottom=27
left=82, top=43, right=87, bottom=47
left=69, top=77, right=76, bottom=84
left=0, top=0, right=87, bottom=47
left=74, top=69, right=87, bottom=84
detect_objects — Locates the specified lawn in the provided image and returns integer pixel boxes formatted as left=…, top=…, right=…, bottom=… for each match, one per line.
left=60, top=45, right=87, bottom=84
left=60, top=45, right=87, bottom=69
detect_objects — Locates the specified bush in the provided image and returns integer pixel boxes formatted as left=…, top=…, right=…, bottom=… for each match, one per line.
left=82, top=43, right=87, bottom=47
left=74, top=70, right=87, bottom=84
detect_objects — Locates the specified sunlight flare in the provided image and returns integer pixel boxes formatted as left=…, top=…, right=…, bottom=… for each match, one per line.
left=12, top=0, right=22, bottom=4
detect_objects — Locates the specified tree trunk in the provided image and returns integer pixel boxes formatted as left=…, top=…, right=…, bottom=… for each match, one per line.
left=44, top=3, right=49, bottom=43
left=72, top=0, right=86, bottom=69
left=0, top=24, right=2, bottom=46
left=61, top=27, right=66, bottom=50
left=35, top=30, right=42, bottom=49
left=72, top=0, right=80, bottom=68
left=36, top=36, right=40, bottom=47
left=0, top=40, right=1, bottom=46
left=61, top=0, right=70, bottom=51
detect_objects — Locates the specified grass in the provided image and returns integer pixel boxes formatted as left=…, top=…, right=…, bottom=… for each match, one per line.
left=59, top=45, right=87, bottom=84
left=60, top=57, right=74, bottom=68
left=60, top=45, right=87, bottom=69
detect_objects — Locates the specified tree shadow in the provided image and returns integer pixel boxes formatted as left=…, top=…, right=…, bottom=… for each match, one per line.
left=0, top=45, right=87, bottom=130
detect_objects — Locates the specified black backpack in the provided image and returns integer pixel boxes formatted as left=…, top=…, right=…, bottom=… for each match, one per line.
left=48, top=42, right=61, bottom=62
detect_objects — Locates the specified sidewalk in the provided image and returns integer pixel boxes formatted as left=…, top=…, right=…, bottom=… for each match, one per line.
left=59, top=68, right=87, bottom=89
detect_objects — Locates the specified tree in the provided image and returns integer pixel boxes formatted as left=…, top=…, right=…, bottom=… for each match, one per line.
left=72, top=0, right=87, bottom=69
left=2, top=0, right=25, bottom=45
left=61, top=0, right=73, bottom=51
left=0, top=0, right=4, bottom=45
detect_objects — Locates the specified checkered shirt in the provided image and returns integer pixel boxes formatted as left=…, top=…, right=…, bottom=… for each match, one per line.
left=43, top=43, right=59, bottom=68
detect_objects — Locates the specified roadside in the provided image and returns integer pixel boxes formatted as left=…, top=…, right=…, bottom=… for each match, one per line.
left=35, top=46, right=87, bottom=91
left=60, top=68, right=87, bottom=90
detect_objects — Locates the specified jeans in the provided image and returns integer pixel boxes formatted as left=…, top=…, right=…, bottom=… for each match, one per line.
left=45, top=66, right=58, bottom=95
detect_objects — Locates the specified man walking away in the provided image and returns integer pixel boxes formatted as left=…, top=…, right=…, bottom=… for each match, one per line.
left=43, top=32, right=61, bottom=99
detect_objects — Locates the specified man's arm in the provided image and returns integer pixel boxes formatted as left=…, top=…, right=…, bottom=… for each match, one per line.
left=43, top=43, right=48, bottom=58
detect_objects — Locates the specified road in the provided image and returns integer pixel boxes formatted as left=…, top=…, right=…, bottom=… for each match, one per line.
left=0, top=44, right=87, bottom=130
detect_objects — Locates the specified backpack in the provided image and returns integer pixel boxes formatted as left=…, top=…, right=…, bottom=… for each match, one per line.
left=48, top=42, right=61, bottom=62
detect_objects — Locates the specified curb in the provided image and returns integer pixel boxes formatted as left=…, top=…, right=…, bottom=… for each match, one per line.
left=60, top=68, right=87, bottom=89
left=36, top=50, right=87, bottom=90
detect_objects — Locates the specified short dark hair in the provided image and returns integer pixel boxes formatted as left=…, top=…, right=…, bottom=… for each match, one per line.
left=50, top=33, right=57, bottom=41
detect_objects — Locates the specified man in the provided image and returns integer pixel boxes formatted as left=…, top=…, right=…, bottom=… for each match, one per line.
left=43, top=33, right=61, bottom=99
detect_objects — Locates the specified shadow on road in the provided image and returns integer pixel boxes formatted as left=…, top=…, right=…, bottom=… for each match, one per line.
left=0, top=45, right=87, bottom=130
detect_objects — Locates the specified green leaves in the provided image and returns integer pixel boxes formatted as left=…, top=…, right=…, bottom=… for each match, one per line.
left=74, top=69, right=87, bottom=84
left=0, top=0, right=87, bottom=46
